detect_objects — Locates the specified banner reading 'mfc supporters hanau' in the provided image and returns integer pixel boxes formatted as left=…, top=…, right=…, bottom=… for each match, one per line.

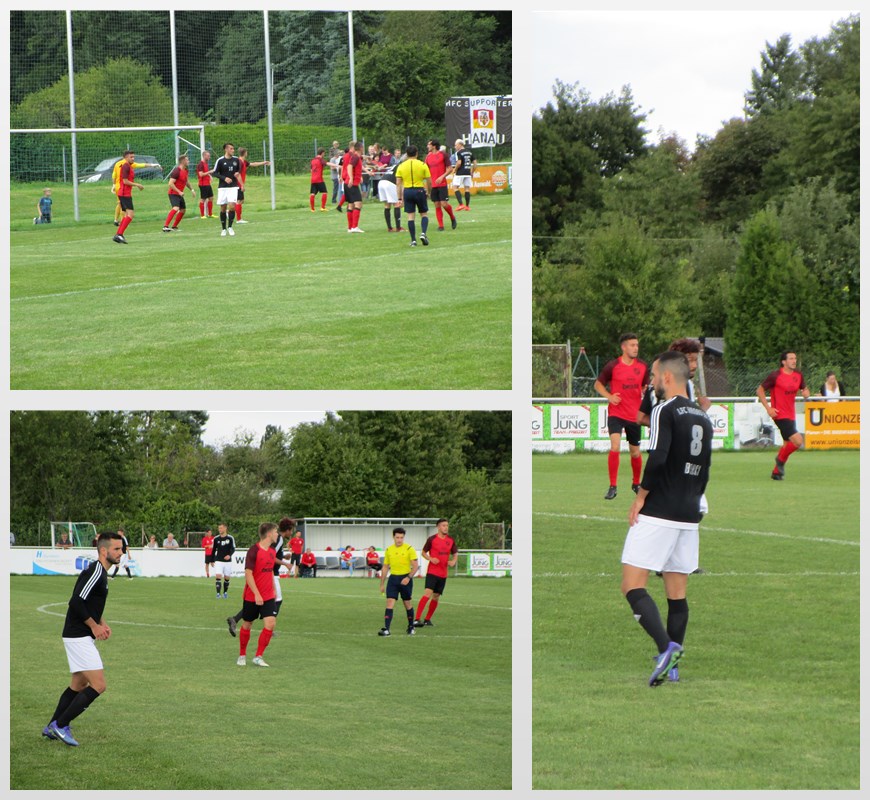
left=445, top=95, right=512, bottom=147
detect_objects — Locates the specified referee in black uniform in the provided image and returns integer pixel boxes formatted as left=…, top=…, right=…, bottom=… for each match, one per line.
left=620, top=351, right=713, bottom=686
left=43, top=532, right=124, bottom=746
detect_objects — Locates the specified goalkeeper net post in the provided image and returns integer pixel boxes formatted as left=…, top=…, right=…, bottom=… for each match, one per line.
left=50, top=521, right=98, bottom=548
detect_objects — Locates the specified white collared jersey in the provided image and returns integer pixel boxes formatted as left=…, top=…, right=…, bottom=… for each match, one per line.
left=640, top=396, right=712, bottom=524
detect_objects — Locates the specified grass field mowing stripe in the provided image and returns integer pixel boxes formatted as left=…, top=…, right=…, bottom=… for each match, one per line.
left=12, top=239, right=510, bottom=303
left=534, top=570, right=859, bottom=578
left=534, top=510, right=858, bottom=546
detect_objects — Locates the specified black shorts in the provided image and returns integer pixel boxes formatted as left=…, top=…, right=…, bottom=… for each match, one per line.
left=205, top=553, right=215, bottom=564
left=310, top=182, right=327, bottom=194
left=368, top=561, right=382, bottom=572
left=386, top=573, right=413, bottom=601
left=169, top=194, right=186, bottom=210
left=237, top=189, right=245, bottom=202
left=403, top=187, right=428, bottom=215
left=118, top=196, right=134, bottom=211
left=425, top=573, right=447, bottom=595
left=290, top=553, right=302, bottom=565
left=774, top=417, right=799, bottom=440
left=429, top=185, right=449, bottom=203
left=242, top=598, right=277, bottom=622
left=608, top=416, right=641, bottom=446
left=199, top=185, right=213, bottom=199
left=344, top=185, right=363, bottom=204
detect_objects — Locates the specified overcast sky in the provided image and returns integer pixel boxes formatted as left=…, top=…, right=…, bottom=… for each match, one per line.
left=532, top=10, right=856, bottom=147
left=201, top=411, right=328, bottom=448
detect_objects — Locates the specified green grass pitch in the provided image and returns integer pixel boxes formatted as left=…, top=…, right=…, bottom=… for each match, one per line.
left=10, top=177, right=511, bottom=389
left=532, top=449, right=858, bottom=790
left=11, top=574, right=511, bottom=790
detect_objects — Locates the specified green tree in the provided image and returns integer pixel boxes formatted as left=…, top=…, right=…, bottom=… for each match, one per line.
left=12, top=57, right=174, bottom=127
left=726, top=210, right=814, bottom=370
left=207, top=13, right=267, bottom=124
left=744, top=34, right=804, bottom=116
left=10, top=11, right=67, bottom=105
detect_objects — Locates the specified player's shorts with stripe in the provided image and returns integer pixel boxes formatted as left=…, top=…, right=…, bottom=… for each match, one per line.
left=424, top=573, right=447, bottom=595
left=403, top=187, right=428, bottom=215
left=774, top=417, right=799, bottom=440
left=169, top=194, right=186, bottom=210
left=608, top=415, right=641, bottom=446
left=310, top=182, right=327, bottom=194
left=199, top=184, right=213, bottom=199
left=621, top=514, right=699, bottom=574
left=452, top=174, right=473, bottom=189
left=217, top=187, right=239, bottom=206
left=344, top=185, right=363, bottom=204
left=429, top=185, right=449, bottom=203
left=386, top=573, right=413, bottom=601
left=63, top=636, right=103, bottom=673
left=242, top=598, right=277, bottom=622
left=378, top=181, right=398, bottom=204
left=118, top=196, right=134, bottom=211
left=213, top=560, right=233, bottom=578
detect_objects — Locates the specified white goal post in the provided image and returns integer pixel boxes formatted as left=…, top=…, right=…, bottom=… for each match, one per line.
left=11, top=124, right=206, bottom=221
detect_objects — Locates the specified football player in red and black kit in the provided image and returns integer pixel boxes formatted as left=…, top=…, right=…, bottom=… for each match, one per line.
left=163, top=154, right=197, bottom=232
left=235, top=147, right=271, bottom=223
left=196, top=149, right=214, bottom=218
left=113, top=151, right=144, bottom=244
left=237, top=522, right=280, bottom=667
left=413, top=518, right=458, bottom=627
left=342, top=141, right=365, bottom=233
left=757, top=350, right=811, bottom=480
left=425, top=139, right=458, bottom=232
left=309, top=148, right=329, bottom=212
left=594, top=333, right=650, bottom=500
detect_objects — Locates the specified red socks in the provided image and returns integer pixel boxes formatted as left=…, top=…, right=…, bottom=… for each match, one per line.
left=347, top=210, right=353, bottom=229
left=239, top=627, right=251, bottom=656
left=416, top=596, right=429, bottom=619
left=208, top=199, right=213, bottom=216
left=310, top=194, right=315, bottom=211
left=236, top=203, right=243, bottom=221
left=117, top=216, right=132, bottom=236
left=608, top=451, right=619, bottom=486
left=255, top=629, right=273, bottom=657
left=435, top=206, right=444, bottom=227
left=199, top=201, right=205, bottom=217
left=445, top=204, right=455, bottom=221
left=425, top=599, right=438, bottom=621
left=174, top=210, right=185, bottom=228
left=321, top=194, right=327, bottom=209
left=352, top=208, right=361, bottom=228
left=778, top=441, right=799, bottom=463
left=631, top=455, right=642, bottom=484
left=164, top=209, right=177, bottom=227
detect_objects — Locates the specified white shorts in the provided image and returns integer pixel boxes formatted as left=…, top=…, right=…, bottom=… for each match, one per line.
left=273, top=575, right=282, bottom=603
left=63, top=636, right=103, bottom=673
left=118, top=552, right=130, bottom=568
left=213, top=560, right=233, bottom=578
left=621, top=515, right=699, bottom=574
left=217, top=187, right=239, bottom=206
left=452, top=175, right=473, bottom=189
left=378, top=181, right=398, bottom=204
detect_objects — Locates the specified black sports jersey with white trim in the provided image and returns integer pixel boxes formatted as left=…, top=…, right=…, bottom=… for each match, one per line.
left=62, top=561, right=109, bottom=638
left=272, top=535, right=285, bottom=576
left=213, top=156, right=242, bottom=187
left=212, top=534, right=236, bottom=561
left=455, top=148, right=474, bottom=175
left=640, top=396, right=712, bottom=524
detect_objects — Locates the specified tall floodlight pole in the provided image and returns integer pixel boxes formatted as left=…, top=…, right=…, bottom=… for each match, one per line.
left=171, top=11, right=179, bottom=162
left=66, top=11, right=80, bottom=221
left=348, top=11, right=357, bottom=142
left=264, top=11, right=276, bottom=210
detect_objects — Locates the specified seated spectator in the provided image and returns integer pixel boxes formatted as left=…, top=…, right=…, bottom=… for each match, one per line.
left=300, top=547, right=318, bottom=578
left=365, top=546, right=382, bottom=577
left=145, top=534, right=159, bottom=549
left=163, top=532, right=180, bottom=549
left=57, top=531, right=73, bottom=549
left=340, top=545, right=354, bottom=576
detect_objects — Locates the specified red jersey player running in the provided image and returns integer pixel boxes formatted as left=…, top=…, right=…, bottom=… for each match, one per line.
left=594, top=333, right=650, bottom=500
left=237, top=522, right=279, bottom=667
left=163, top=154, right=197, bottom=232
left=309, top=148, right=329, bottom=212
left=757, top=350, right=810, bottom=480
left=413, top=518, right=458, bottom=627
left=112, top=151, right=143, bottom=244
